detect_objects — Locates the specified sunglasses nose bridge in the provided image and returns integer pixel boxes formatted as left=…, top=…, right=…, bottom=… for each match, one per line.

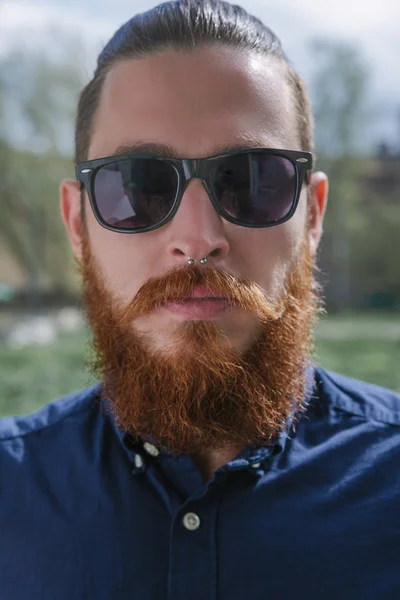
left=182, top=158, right=209, bottom=182
left=182, top=159, right=196, bottom=181
left=180, top=159, right=213, bottom=205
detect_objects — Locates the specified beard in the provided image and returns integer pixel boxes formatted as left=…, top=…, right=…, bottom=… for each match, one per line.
left=79, top=232, right=321, bottom=455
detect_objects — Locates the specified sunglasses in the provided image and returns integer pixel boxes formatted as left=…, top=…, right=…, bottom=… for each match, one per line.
left=76, top=148, right=313, bottom=234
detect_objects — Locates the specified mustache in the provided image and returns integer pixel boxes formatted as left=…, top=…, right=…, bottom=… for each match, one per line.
left=119, top=264, right=287, bottom=325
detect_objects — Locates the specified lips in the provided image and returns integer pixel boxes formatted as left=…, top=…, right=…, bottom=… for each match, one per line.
left=184, top=284, right=225, bottom=299
left=161, top=284, right=230, bottom=319
left=163, top=297, right=230, bottom=319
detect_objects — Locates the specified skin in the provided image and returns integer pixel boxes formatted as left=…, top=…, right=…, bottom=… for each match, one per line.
left=61, top=46, right=328, bottom=480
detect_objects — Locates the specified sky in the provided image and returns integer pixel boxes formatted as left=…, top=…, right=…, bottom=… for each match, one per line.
left=1, top=0, right=400, bottom=150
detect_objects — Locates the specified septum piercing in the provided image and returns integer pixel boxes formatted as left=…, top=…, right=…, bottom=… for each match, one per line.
left=187, top=257, right=207, bottom=265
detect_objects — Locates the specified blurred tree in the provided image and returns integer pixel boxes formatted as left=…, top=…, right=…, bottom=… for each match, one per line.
left=351, top=180, right=400, bottom=308
left=310, top=40, right=371, bottom=311
left=0, top=38, right=85, bottom=306
left=0, top=35, right=85, bottom=153
left=311, top=40, right=370, bottom=155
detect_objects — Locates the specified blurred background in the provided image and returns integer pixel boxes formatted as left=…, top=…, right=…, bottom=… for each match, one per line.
left=0, top=0, right=399, bottom=417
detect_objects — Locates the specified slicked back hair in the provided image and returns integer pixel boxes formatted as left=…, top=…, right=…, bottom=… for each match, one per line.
left=75, top=0, right=314, bottom=164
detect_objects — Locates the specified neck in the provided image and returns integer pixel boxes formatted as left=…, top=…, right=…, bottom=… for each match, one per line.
left=190, top=443, right=245, bottom=483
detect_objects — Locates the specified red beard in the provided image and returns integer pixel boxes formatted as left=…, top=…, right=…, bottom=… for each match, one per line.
left=79, top=234, right=321, bottom=454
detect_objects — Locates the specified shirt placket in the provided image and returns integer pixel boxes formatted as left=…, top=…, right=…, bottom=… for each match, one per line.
left=167, top=489, right=220, bottom=600
left=126, top=437, right=277, bottom=600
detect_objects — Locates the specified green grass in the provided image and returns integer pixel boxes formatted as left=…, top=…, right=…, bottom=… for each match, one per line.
left=314, top=338, right=400, bottom=392
left=0, top=317, right=399, bottom=418
left=0, top=329, right=96, bottom=419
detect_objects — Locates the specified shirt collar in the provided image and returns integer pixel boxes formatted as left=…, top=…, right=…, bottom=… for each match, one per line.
left=101, top=363, right=317, bottom=474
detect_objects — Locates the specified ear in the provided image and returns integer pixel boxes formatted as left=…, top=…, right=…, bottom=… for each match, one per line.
left=60, top=179, right=84, bottom=261
left=307, top=171, right=329, bottom=256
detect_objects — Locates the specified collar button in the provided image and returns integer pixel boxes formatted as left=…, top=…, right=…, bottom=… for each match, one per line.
left=134, top=454, right=144, bottom=469
left=143, top=442, right=160, bottom=457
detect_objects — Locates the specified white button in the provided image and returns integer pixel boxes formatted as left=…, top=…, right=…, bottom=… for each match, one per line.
left=143, top=442, right=160, bottom=457
left=134, top=454, right=144, bottom=468
left=251, top=462, right=261, bottom=469
left=183, top=512, right=201, bottom=531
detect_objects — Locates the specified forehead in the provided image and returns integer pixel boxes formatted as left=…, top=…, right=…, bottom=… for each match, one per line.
left=89, top=46, right=300, bottom=160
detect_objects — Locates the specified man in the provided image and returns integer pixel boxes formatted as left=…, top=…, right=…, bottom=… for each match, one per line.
left=1, top=1, right=399, bottom=598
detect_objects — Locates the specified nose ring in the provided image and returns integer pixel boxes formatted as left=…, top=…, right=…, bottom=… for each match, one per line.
left=187, top=257, right=207, bottom=265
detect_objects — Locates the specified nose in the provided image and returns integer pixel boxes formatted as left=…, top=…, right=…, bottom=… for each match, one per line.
left=165, top=178, right=230, bottom=265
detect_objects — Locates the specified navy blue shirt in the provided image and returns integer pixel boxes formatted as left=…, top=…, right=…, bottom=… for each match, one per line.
left=1, top=366, right=400, bottom=599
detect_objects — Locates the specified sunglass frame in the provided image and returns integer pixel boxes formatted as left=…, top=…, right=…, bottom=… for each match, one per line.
left=75, top=147, right=313, bottom=234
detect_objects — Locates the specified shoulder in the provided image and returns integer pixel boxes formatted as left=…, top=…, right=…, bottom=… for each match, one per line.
left=0, top=383, right=103, bottom=444
left=0, top=384, right=111, bottom=534
left=314, top=366, right=400, bottom=427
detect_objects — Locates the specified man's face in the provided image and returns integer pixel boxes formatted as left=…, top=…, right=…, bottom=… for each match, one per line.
left=65, top=46, right=325, bottom=352
left=61, top=46, right=327, bottom=453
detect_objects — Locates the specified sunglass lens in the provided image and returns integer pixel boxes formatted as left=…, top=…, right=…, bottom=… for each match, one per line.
left=212, top=153, right=297, bottom=225
left=94, top=158, right=178, bottom=230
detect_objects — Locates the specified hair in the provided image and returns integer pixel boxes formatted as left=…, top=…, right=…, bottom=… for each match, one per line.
left=74, top=0, right=314, bottom=164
